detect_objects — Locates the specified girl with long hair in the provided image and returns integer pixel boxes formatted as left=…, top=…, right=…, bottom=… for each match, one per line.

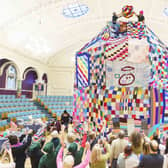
left=90, top=138, right=110, bottom=168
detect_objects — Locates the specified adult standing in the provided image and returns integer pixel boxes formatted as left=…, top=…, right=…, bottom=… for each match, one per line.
left=110, top=130, right=128, bottom=168
left=135, top=10, right=145, bottom=22
left=112, top=12, right=118, bottom=24
left=61, top=110, right=70, bottom=132
left=117, top=145, right=139, bottom=168
left=130, top=131, right=143, bottom=156
left=139, top=140, right=164, bottom=168
left=8, top=129, right=33, bottom=168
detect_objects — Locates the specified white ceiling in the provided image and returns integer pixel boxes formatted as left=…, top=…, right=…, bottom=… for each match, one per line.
left=0, top=0, right=168, bottom=64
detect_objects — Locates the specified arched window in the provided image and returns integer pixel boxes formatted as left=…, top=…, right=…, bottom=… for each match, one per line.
left=6, top=65, right=17, bottom=89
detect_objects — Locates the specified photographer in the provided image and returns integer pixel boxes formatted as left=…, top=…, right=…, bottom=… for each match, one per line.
left=8, top=129, right=33, bottom=168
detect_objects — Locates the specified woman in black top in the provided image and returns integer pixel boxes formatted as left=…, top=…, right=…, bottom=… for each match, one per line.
left=61, top=110, right=70, bottom=132
left=8, top=129, right=33, bottom=168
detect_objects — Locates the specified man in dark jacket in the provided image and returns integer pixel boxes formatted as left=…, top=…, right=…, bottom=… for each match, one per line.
left=61, top=110, right=70, bottom=132
left=8, top=129, right=33, bottom=168
left=139, top=140, right=164, bottom=168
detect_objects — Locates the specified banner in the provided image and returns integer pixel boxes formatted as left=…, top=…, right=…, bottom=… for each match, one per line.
left=106, top=60, right=151, bottom=87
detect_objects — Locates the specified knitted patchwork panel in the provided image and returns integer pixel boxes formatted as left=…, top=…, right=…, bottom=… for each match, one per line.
left=106, top=60, right=151, bottom=88
left=104, top=38, right=128, bottom=61
left=73, top=87, right=90, bottom=122
left=149, top=46, right=168, bottom=88
left=127, top=38, right=150, bottom=64
left=146, top=26, right=168, bottom=89
left=164, top=90, right=168, bottom=123
left=150, top=87, right=166, bottom=125
left=74, top=22, right=167, bottom=126
left=89, top=52, right=106, bottom=87
left=76, top=52, right=90, bottom=88
left=146, top=27, right=167, bottom=49
left=127, top=22, right=146, bottom=39
left=73, top=86, right=150, bottom=125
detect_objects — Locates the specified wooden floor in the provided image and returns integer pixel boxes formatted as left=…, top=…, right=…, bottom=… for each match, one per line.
left=25, top=158, right=31, bottom=168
